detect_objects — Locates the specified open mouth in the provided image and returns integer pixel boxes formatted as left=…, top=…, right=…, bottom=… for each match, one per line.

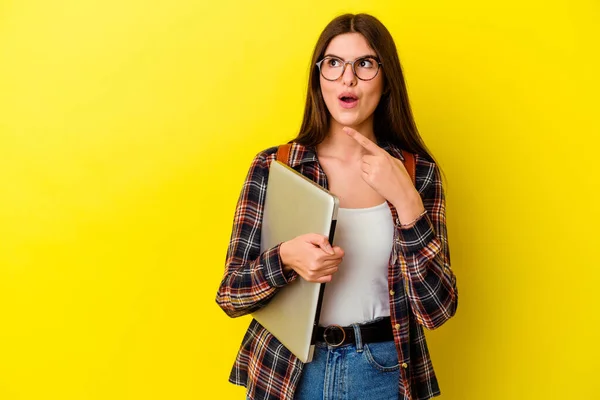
left=338, top=93, right=359, bottom=108
left=339, top=94, right=358, bottom=103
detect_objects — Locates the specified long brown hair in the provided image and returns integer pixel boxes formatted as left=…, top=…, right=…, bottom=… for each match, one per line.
left=294, top=13, right=434, bottom=162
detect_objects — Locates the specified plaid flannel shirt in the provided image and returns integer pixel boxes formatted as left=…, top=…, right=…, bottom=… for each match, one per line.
left=216, top=142, right=458, bottom=400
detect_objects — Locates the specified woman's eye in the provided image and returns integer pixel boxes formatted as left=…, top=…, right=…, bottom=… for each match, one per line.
left=327, top=58, right=342, bottom=67
left=359, top=59, right=374, bottom=68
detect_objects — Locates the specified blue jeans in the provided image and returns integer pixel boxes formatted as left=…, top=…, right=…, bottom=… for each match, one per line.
left=294, top=324, right=401, bottom=400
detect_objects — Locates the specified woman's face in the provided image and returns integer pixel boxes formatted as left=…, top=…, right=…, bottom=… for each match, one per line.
left=319, top=33, right=384, bottom=130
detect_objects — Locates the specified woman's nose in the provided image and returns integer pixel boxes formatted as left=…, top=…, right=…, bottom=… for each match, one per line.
left=341, top=63, right=357, bottom=86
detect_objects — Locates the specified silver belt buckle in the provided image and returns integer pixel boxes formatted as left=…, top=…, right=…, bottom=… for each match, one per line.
left=323, top=324, right=346, bottom=347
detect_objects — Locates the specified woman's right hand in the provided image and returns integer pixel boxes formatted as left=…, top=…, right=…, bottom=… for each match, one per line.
left=279, top=234, right=344, bottom=283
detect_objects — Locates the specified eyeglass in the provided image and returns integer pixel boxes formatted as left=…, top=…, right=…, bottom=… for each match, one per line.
left=316, top=56, right=382, bottom=81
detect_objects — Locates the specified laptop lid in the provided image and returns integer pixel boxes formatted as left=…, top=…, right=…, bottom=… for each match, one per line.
left=252, top=160, right=339, bottom=363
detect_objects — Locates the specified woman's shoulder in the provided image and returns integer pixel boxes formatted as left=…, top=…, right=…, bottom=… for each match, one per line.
left=252, top=145, right=279, bottom=163
left=242, top=142, right=296, bottom=175
left=384, top=142, right=437, bottom=168
left=250, top=142, right=314, bottom=168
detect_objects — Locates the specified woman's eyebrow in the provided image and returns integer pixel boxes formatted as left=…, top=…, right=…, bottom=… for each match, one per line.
left=323, top=53, right=378, bottom=60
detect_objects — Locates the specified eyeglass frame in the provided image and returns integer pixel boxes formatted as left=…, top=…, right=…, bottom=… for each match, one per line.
left=315, top=55, right=383, bottom=81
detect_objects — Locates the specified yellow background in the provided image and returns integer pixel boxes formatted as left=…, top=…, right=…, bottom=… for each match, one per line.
left=1, top=0, right=598, bottom=399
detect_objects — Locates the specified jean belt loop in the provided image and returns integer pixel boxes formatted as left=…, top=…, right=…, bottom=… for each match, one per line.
left=351, top=324, right=363, bottom=353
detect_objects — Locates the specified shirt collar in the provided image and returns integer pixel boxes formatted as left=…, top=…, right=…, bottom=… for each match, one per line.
left=379, top=141, right=406, bottom=161
left=286, top=140, right=405, bottom=168
left=285, top=143, right=318, bottom=168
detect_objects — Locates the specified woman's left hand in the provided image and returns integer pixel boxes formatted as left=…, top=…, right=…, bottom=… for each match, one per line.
left=344, top=127, right=425, bottom=224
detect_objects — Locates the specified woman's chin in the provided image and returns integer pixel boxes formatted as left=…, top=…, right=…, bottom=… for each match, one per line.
left=332, top=113, right=362, bottom=128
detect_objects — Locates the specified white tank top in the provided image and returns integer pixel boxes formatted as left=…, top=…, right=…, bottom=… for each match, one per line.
left=318, top=202, right=394, bottom=327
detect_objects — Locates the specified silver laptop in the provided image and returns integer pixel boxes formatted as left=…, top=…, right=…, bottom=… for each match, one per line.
left=252, top=160, right=339, bottom=363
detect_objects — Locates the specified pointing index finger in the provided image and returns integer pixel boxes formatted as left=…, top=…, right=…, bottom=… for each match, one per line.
left=343, top=127, right=383, bottom=154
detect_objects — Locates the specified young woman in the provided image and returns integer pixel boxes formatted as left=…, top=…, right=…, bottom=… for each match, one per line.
left=216, top=13, right=458, bottom=400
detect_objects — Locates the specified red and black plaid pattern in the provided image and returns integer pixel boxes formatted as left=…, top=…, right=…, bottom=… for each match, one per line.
left=216, top=142, right=458, bottom=400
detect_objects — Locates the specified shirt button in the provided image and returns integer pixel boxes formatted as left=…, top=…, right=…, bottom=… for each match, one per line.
left=389, top=290, right=395, bottom=296
left=401, top=362, right=408, bottom=369
left=394, top=324, right=401, bottom=331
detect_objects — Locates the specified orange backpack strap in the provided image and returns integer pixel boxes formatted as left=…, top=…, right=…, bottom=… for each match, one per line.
left=401, top=150, right=416, bottom=186
left=276, top=143, right=293, bottom=166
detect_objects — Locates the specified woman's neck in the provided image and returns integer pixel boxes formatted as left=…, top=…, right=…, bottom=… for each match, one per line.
left=316, top=119, right=376, bottom=161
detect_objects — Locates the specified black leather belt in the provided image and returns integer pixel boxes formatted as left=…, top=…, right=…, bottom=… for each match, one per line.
left=316, top=317, right=394, bottom=347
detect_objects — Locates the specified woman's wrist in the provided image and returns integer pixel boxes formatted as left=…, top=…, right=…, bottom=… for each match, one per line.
left=391, top=191, right=425, bottom=225
left=398, top=208, right=427, bottom=229
left=279, top=241, right=294, bottom=273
